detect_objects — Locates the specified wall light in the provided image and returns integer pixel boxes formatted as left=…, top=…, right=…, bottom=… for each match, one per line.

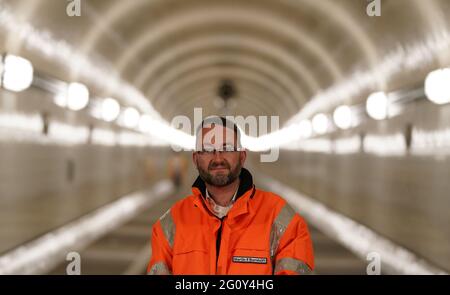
left=122, top=107, right=140, bottom=128
left=366, top=92, right=388, bottom=120
left=333, top=105, right=353, bottom=129
left=67, top=82, right=89, bottom=111
left=138, top=114, right=153, bottom=133
left=101, top=98, right=120, bottom=122
left=312, top=113, right=329, bottom=135
left=424, top=68, right=450, bottom=105
left=1, top=54, right=34, bottom=92
left=298, top=120, right=313, bottom=138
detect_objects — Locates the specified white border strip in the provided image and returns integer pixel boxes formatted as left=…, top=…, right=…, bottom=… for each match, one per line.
left=0, top=180, right=173, bottom=275
left=261, top=175, right=448, bottom=275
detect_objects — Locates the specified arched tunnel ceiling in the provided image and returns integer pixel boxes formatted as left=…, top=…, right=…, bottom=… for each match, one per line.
left=2, top=0, right=450, bottom=126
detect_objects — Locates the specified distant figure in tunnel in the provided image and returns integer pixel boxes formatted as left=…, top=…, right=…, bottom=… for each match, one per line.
left=167, top=151, right=187, bottom=192
left=147, top=116, right=314, bottom=275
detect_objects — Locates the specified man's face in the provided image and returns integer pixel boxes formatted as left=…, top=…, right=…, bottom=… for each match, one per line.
left=193, top=124, right=246, bottom=187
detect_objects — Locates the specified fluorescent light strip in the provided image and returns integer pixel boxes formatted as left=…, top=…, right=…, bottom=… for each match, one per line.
left=0, top=180, right=173, bottom=275
left=0, top=111, right=43, bottom=133
left=260, top=174, right=447, bottom=275
left=412, top=127, right=450, bottom=157
left=0, top=112, right=47, bottom=143
left=334, top=135, right=361, bottom=154
left=363, top=133, right=406, bottom=157
left=279, top=133, right=405, bottom=156
left=279, top=130, right=450, bottom=157
left=117, top=131, right=168, bottom=147
left=281, top=138, right=333, bottom=153
left=48, top=121, right=90, bottom=145
left=91, top=128, right=116, bottom=146
left=0, top=111, right=172, bottom=147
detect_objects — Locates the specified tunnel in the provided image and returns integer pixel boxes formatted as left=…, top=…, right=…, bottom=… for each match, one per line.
left=0, top=0, right=449, bottom=276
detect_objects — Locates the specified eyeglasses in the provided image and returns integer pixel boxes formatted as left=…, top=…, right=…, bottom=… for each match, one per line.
left=196, top=144, right=241, bottom=155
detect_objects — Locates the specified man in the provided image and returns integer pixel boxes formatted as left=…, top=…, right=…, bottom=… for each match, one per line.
left=147, top=116, right=314, bottom=275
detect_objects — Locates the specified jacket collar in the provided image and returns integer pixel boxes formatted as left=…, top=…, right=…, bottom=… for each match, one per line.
left=192, top=167, right=254, bottom=201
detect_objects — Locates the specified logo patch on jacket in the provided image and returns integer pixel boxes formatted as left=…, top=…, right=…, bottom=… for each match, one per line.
left=232, top=256, right=267, bottom=264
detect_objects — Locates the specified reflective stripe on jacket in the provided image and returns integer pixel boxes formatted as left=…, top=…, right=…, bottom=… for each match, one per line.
left=147, top=168, right=314, bottom=275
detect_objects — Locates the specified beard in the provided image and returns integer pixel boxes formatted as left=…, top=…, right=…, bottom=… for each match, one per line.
left=197, top=158, right=242, bottom=187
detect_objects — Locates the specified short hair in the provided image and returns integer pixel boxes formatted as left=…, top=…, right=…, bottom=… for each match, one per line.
left=195, top=116, right=242, bottom=151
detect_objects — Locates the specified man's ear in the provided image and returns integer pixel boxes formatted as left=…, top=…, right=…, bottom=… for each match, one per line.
left=239, top=150, right=247, bottom=165
left=192, top=152, right=198, bottom=167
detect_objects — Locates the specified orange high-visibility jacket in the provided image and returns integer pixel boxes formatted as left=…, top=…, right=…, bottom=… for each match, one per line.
left=147, top=168, right=314, bottom=275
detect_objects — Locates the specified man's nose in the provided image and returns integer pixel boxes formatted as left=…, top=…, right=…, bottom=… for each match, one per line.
left=212, top=151, right=225, bottom=160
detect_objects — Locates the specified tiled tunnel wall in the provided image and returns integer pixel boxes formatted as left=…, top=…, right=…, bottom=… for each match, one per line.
left=250, top=99, right=450, bottom=272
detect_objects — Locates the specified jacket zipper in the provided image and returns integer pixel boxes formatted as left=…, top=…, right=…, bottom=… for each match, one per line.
left=215, top=217, right=224, bottom=273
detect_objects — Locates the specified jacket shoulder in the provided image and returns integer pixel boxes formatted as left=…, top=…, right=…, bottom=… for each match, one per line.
left=172, top=194, right=196, bottom=210
left=159, top=194, right=197, bottom=219
left=254, top=188, right=287, bottom=205
left=255, top=189, right=308, bottom=226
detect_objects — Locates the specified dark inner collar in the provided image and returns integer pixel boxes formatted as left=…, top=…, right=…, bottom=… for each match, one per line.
left=192, top=167, right=254, bottom=200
